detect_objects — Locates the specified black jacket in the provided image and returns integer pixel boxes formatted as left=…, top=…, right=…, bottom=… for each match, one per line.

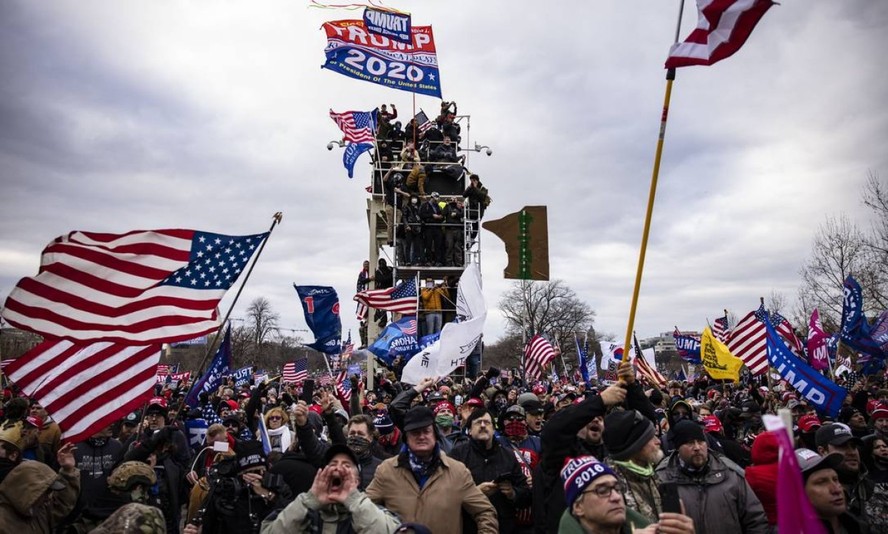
left=449, top=438, right=530, bottom=534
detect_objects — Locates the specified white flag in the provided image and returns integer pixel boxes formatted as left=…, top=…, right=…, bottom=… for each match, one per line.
left=455, top=263, right=485, bottom=320
left=401, top=314, right=486, bottom=385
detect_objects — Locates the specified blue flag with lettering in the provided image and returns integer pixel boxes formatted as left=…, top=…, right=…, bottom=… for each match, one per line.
left=185, top=327, right=232, bottom=407
left=294, top=285, right=342, bottom=355
left=368, top=315, right=439, bottom=367
left=231, top=366, right=253, bottom=388
left=673, top=330, right=702, bottom=364
left=766, top=318, right=846, bottom=417
left=840, top=276, right=885, bottom=359
left=185, top=418, right=209, bottom=454
left=363, top=8, right=412, bottom=44
left=343, top=142, right=374, bottom=178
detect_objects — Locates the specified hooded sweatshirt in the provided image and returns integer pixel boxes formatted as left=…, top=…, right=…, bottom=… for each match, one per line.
left=0, top=461, right=80, bottom=534
left=744, top=430, right=779, bottom=525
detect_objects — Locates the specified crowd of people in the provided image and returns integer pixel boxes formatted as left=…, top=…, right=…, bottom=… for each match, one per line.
left=2, top=357, right=886, bottom=533
left=372, top=101, right=491, bottom=269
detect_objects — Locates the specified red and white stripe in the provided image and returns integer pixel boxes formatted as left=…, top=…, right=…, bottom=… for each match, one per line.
left=633, top=356, right=668, bottom=388
left=5, top=340, right=161, bottom=443
left=524, top=335, right=557, bottom=382
left=666, top=0, right=775, bottom=68
left=282, top=360, right=308, bottom=384
left=2, top=230, right=259, bottom=344
left=727, top=310, right=768, bottom=375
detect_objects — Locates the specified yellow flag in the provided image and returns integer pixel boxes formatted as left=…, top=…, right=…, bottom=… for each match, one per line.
left=700, top=326, right=744, bottom=382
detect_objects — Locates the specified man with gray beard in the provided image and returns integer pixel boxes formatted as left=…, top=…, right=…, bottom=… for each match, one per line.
left=603, top=409, right=665, bottom=524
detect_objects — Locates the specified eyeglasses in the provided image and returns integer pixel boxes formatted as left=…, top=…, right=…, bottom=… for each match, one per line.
left=582, top=481, right=625, bottom=499
left=268, top=416, right=282, bottom=421
left=223, top=422, right=239, bottom=427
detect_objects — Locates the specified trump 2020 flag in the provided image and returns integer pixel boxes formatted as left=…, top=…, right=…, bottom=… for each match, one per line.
left=322, top=20, right=442, bottom=98
left=363, top=7, right=411, bottom=44
left=576, top=336, right=597, bottom=384
left=766, top=318, right=846, bottom=418
left=185, top=327, right=232, bottom=407
left=294, top=285, right=342, bottom=355
left=666, top=0, right=775, bottom=68
left=368, top=315, right=422, bottom=367
left=2, top=229, right=268, bottom=344
left=673, top=328, right=702, bottom=364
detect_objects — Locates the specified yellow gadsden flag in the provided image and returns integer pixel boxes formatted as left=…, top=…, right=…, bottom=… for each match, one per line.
left=700, top=326, right=744, bottom=381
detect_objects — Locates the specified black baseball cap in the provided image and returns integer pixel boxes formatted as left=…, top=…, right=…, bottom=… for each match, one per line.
left=520, top=399, right=544, bottom=414
left=815, top=423, right=863, bottom=448
left=324, top=443, right=359, bottom=467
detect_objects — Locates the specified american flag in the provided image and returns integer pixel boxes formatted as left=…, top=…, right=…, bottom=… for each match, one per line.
left=282, top=359, right=309, bottom=384
left=4, top=340, right=161, bottom=444
left=353, top=280, right=417, bottom=314
left=329, top=109, right=377, bottom=144
left=524, top=335, right=557, bottom=382
left=336, top=370, right=353, bottom=403
left=665, top=0, right=775, bottom=69
left=1, top=229, right=268, bottom=344
left=157, top=364, right=172, bottom=375
left=400, top=318, right=418, bottom=335
left=712, top=315, right=729, bottom=343
left=632, top=336, right=668, bottom=388
left=728, top=304, right=803, bottom=376
left=413, top=110, right=435, bottom=134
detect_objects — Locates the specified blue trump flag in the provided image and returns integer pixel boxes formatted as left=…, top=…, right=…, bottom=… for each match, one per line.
left=294, top=285, right=342, bottom=355
left=576, top=336, right=596, bottom=384
left=673, top=329, right=702, bottom=364
left=368, top=316, right=439, bottom=367
left=185, top=327, right=232, bottom=407
left=231, top=366, right=253, bottom=388
left=765, top=318, right=846, bottom=417
left=343, top=142, right=374, bottom=178
left=363, top=7, right=412, bottom=44
left=840, top=276, right=885, bottom=359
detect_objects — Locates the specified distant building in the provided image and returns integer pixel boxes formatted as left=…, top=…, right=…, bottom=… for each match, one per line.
left=643, top=331, right=701, bottom=356
left=0, top=327, right=44, bottom=359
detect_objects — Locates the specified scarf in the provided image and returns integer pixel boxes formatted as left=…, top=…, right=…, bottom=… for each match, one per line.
left=613, top=459, right=654, bottom=478
left=404, top=444, right=440, bottom=488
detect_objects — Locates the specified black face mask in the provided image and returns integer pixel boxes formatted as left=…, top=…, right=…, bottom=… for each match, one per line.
left=347, top=436, right=372, bottom=457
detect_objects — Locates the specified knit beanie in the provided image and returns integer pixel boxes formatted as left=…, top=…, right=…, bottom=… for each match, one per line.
left=561, top=456, right=616, bottom=509
left=672, top=420, right=706, bottom=448
left=374, top=411, right=395, bottom=435
left=603, top=410, right=655, bottom=461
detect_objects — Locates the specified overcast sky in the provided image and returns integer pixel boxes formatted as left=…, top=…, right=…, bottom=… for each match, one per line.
left=1, top=1, right=886, bottom=353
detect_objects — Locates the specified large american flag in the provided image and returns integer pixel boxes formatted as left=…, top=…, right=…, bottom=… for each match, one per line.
left=1, top=229, right=268, bottom=344
left=4, top=340, right=161, bottom=444
left=665, top=0, right=775, bottom=69
left=282, top=358, right=309, bottom=384
left=353, top=280, right=417, bottom=314
left=524, top=335, right=557, bottom=382
left=336, top=370, right=353, bottom=403
left=728, top=304, right=803, bottom=376
left=329, top=109, right=377, bottom=144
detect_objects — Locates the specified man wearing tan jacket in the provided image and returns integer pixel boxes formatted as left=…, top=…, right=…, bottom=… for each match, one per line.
left=366, top=405, right=498, bottom=534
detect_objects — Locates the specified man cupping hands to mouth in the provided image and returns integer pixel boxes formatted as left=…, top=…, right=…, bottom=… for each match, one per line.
left=261, top=444, right=401, bottom=533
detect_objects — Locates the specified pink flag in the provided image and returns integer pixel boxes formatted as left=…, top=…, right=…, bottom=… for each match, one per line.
left=807, top=309, right=830, bottom=371
left=763, top=416, right=827, bottom=534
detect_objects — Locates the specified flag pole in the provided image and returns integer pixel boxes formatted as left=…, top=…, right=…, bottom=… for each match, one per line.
left=622, top=1, right=685, bottom=362
left=194, top=212, right=283, bottom=376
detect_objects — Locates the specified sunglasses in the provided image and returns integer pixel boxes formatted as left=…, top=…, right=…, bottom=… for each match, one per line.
left=223, top=422, right=239, bottom=427
left=268, top=416, right=282, bottom=421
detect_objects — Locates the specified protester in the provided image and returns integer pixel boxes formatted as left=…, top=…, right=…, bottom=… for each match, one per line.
left=602, top=409, right=664, bottom=523
left=797, top=448, right=868, bottom=533
left=558, top=455, right=694, bottom=534
left=365, top=406, right=498, bottom=534
left=655, top=420, right=768, bottom=533
left=744, top=430, right=780, bottom=527
left=261, top=443, right=400, bottom=533
left=816, top=422, right=875, bottom=521
left=0, top=442, right=80, bottom=532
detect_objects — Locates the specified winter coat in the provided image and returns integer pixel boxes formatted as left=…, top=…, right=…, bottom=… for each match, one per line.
left=0, top=462, right=80, bottom=534
left=365, top=451, right=498, bottom=534
left=656, top=450, right=769, bottom=534
left=556, top=507, right=649, bottom=534
left=449, top=438, right=531, bottom=534
left=604, top=457, right=662, bottom=524
left=744, top=431, right=779, bottom=525
left=261, top=489, right=400, bottom=534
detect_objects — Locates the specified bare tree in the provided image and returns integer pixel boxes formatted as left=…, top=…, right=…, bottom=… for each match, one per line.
left=861, top=171, right=888, bottom=308
left=246, top=297, right=280, bottom=347
left=497, top=280, right=597, bottom=371
left=797, top=215, right=878, bottom=326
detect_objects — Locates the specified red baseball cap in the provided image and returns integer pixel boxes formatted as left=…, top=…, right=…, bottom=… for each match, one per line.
left=798, top=414, right=822, bottom=433
left=147, top=397, right=168, bottom=409
left=434, top=402, right=456, bottom=415
left=701, top=415, right=723, bottom=434
left=464, top=397, right=484, bottom=408
left=871, top=406, right=888, bottom=422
